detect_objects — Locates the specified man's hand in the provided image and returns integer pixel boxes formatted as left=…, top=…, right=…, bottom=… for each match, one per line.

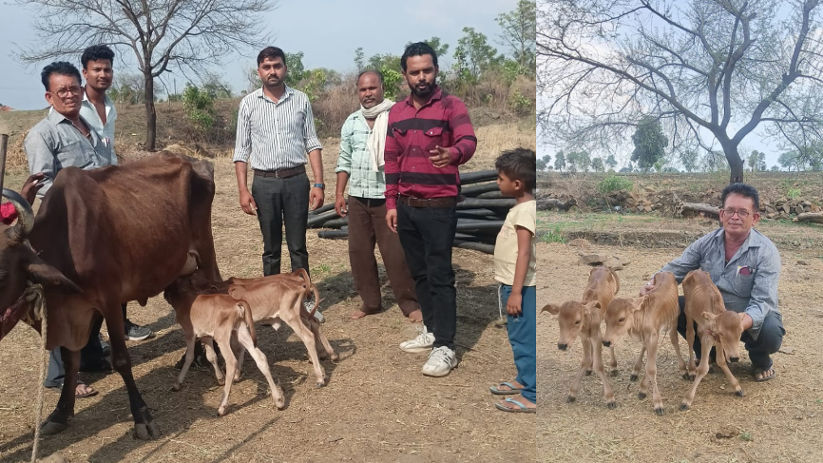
left=334, top=195, right=347, bottom=217
left=310, top=186, right=325, bottom=211
left=238, top=189, right=257, bottom=215
left=428, top=145, right=452, bottom=168
left=20, top=172, right=46, bottom=204
left=639, top=278, right=655, bottom=296
left=386, top=208, right=398, bottom=233
left=506, top=292, right=523, bottom=316
left=740, top=313, right=754, bottom=331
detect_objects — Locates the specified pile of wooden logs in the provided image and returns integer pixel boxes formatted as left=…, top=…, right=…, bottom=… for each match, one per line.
left=309, top=170, right=513, bottom=254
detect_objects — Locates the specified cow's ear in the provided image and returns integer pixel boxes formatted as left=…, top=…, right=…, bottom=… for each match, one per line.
left=541, top=303, right=560, bottom=315
left=26, top=261, right=81, bottom=293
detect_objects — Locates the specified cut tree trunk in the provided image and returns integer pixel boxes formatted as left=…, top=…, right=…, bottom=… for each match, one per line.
left=680, top=202, right=719, bottom=218
left=795, top=212, right=823, bottom=224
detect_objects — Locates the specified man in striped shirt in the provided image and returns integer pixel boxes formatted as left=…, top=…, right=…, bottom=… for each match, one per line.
left=335, top=70, right=421, bottom=322
left=233, top=47, right=325, bottom=321
left=385, top=42, right=477, bottom=377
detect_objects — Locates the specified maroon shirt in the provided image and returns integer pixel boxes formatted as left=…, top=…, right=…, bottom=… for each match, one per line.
left=384, top=87, right=477, bottom=209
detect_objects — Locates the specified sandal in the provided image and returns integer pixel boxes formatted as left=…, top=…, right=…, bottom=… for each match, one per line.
left=75, top=383, right=98, bottom=399
left=753, top=366, right=776, bottom=382
left=489, top=381, right=524, bottom=396
left=495, top=397, right=536, bottom=413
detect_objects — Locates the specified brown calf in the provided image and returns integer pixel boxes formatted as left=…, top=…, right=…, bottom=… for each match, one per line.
left=227, top=269, right=338, bottom=387
left=543, top=300, right=615, bottom=408
left=680, top=270, right=745, bottom=410
left=602, top=271, right=687, bottom=414
left=164, top=275, right=285, bottom=416
left=582, top=266, right=620, bottom=375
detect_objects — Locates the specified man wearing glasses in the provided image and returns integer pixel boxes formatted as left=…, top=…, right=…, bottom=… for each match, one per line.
left=643, top=183, right=784, bottom=383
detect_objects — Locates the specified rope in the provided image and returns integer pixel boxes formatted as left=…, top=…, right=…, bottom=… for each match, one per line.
left=24, top=284, right=47, bottom=463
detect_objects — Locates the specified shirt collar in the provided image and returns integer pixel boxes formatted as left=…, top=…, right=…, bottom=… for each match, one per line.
left=257, top=85, right=293, bottom=103
left=82, top=87, right=112, bottom=107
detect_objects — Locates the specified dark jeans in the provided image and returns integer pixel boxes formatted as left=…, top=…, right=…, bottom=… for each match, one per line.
left=396, top=202, right=457, bottom=349
left=348, top=196, right=418, bottom=315
left=676, top=295, right=785, bottom=370
left=252, top=172, right=310, bottom=276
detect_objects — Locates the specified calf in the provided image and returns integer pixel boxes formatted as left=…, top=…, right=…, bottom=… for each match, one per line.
left=581, top=266, right=620, bottom=375
left=164, top=275, right=286, bottom=416
left=680, top=270, right=745, bottom=410
left=542, top=300, right=615, bottom=408
left=227, top=269, right=338, bottom=387
left=602, top=271, right=687, bottom=414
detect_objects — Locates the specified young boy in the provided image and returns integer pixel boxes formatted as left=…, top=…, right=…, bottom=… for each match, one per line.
left=489, top=148, right=537, bottom=413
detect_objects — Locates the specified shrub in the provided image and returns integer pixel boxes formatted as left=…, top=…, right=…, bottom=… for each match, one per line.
left=597, top=174, right=634, bottom=194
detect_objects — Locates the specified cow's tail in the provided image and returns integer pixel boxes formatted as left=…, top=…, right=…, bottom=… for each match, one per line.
left=295, top=268, right=320, bottom=317
left=238, top=300, right=257, bottom=348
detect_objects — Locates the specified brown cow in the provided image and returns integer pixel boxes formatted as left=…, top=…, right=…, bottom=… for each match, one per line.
left=226, top=269, right=338, bottom=387
left=602, top=271, right=687, bottom=415
left=582, top=266, right=620, bottom=375
left=0, top=152, right=221, bottom=439
left=680, top=270, right=745, bottom=410
left=542, top=300, right=615, bottom=408
left=163, top=275, right=286, bottom=416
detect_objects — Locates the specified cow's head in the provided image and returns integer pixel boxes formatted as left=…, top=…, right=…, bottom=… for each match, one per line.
left=1, top=189, right=80, bottom=337
left=602, top=296, right=644, bottom=347
left=542, top=300, right=599, bottom=350
left=702, top=311, right=745, bottom=363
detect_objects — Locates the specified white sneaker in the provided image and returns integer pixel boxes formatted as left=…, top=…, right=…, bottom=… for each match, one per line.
left=399, top=326, right=435, bottom=353
left=421, top=346, right=458, bottom=377
left=304, top=299, right=324, bottom=323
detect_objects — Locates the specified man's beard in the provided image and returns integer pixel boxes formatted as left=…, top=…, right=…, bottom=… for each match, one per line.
left=410, top=81, right=435, bottom=98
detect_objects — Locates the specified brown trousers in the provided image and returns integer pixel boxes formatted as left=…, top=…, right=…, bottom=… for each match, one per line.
left=347, top=196, right=419, bottom=315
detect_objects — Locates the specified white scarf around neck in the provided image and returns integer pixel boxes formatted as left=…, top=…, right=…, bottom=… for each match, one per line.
left=362, top=99, right=394, bottom=171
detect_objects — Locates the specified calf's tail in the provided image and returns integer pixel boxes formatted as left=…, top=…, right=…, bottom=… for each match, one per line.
left=238, top=300, right=257, bottom=348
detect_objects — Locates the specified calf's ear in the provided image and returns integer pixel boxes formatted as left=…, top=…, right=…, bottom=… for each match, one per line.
left=26, top=261, right=81, bottom=293
left=541, top=303, right=559, bottom=315
left=631, top=296, right=645, bottom=311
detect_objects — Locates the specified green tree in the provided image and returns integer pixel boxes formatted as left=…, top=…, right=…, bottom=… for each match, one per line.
left=354, top=47, right=366, bottom=72
left=748, top=150, right=767, bottom=172
left=454, top=27, right=500, bottom=84
left=631, top=117, right=668, bottom=172
left=591, top=157, right=605, bottom=172
left=605, top=154, right=617, bottom=171
left=679, top=148, right=700, bottom=173
left=182, top=84, right=216, bottom=134
left=554, top=151, right=566, bottom=172
left=285, top=52, right=307, bottom=87
left=496, top=0, right=536, bottom=76
left=537, top=154, right=551, bottom=171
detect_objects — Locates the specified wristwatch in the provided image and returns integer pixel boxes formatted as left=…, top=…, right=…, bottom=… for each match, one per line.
left=314, top=183, right=325, bottom=189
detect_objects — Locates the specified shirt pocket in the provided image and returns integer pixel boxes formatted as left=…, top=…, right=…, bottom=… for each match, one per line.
left=423, top=126, right=446, bottom=150
left=56, top=141, right=93, bottom=169
left=731, top=265, right=756, bottom=296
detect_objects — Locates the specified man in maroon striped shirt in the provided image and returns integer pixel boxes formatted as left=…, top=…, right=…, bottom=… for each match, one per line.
left=384, top=42, right=477, bottom=377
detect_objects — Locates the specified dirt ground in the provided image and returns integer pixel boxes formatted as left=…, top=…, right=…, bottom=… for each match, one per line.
left=536, top=214, right=823, bottom=463
left=0, top=123, right=536, bottom=463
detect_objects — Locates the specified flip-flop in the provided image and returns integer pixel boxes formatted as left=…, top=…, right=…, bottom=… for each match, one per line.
left=489, top=381, right=524, bottom=396
left=75, top=383, right=99, bottom=399
left=753, top=367, right=776, bottom=382
left=495, top=397, right=536, bottom=413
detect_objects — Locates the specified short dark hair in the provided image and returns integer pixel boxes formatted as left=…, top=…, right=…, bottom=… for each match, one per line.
left=357, top=69, right=384, bottom=85
left=401, top=42, right=438, bottom=72
left=721, top=183, right=760, bottom=211
left=257, top=46, right=286, bottom=66
left=81, top=45, right=115, bottom=69
left=40, top=61, right=82, bottom=91
left=495, top=148, right=536, bottom=193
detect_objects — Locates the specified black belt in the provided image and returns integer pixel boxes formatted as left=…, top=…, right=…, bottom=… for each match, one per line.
left=253, top=165, right=305, bottom=178
left=352, top=196, right=386, bottom=207
left=397, top=195, right=457, bottom=208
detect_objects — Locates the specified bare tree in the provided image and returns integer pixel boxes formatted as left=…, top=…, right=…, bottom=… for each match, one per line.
left=538, top=0, right=823, bottom=183
left=19, top=0, right=275, bottom=151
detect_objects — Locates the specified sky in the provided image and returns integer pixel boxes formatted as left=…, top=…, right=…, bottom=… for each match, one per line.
left=0, top=0, right=518, bottom=110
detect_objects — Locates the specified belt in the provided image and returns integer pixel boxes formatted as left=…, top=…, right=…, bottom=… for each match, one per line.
left=253, top=165, right=305, bottom=178
left=397, top=195, right=457, bottom=208
left=352, top=196, right=386, bottom=207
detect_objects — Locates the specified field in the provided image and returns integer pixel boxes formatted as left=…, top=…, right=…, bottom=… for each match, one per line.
left=536, top=211, right=823, bottom=463
left=0, top=121, right=535, bottom=463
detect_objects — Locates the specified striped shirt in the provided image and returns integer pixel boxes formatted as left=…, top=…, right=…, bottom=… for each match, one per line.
left=233, top=86, right=322, bottom=170
left=335, top=110, right=389, bottom=199
left=662, top=227, right=781, bottom=340
left=384, top=87, right=477, bottom=209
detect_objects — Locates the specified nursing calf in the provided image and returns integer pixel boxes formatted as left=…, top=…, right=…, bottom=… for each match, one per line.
left=680, top=270, right=745, bottom=410
left=164, top=275, right=285, bottom=416
left=602, top=271, right=687, bottom=414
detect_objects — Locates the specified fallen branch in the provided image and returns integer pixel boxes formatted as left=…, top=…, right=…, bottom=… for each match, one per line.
left=794, top=212, right=823, bottom=224
left=680, top=202, right=719, bottom=218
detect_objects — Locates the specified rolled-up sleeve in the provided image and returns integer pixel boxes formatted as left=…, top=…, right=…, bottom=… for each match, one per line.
left=661, top=236, right=706, bottom=283
left=746, top=245, right=781, bottom=338
left=233, top=99, right=252, bottom=163
left=24, top=127, right=56, bottom=197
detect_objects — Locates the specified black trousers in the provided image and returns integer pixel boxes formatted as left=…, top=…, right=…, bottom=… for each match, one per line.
left=251, top=172, right=311, bottom=276
left=396, top=202, right=457, bottom=350
left=676, top=295, right=785, bottom=370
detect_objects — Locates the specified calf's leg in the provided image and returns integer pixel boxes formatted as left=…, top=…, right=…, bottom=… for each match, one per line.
left=235, top=325, right=285, bottom=409
left=681, top=333, right=714, bottom=410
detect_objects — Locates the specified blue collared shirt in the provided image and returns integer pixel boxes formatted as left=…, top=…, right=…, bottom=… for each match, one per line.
left=662, top=227, right=781, bottom=340
left=335, top=110, right=388, bottom=199
left=25, top=110, right=115, bottom=196
left=79, top=90, right=118, bottom=162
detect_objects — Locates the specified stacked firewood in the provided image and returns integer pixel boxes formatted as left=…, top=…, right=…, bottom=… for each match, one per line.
left=309, top=170, right=513, bottom=254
